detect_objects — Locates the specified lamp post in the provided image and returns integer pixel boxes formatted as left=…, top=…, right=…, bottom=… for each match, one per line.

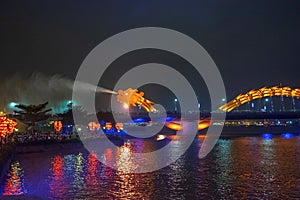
left=265, top=98, right=269, bottom=112
left=221, top=98, right=226, bottom=109
left=251, top=102, right=255, bottom=112
left=174, top=99, right=178, bottom=113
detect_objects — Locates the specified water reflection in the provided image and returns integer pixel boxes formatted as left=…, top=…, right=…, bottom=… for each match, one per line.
left=85, top=153, right=101, bottom=197
left=167, top=154, right=187, bottom=199
left=259, top=138, right=277, bottom=197
left=72, top=153, right=85, bottom=193
left=86, top=153, right=99, bottom=185
left=214, top=139, right=233, bottom=194
left=3, top=161, right=26, bottom=196
left=116, top=144, right=137, bottom=172
left=103, top=148, right=114, bottom=177
left=49, top=156, right=68, bottom=199
left=2, top=135, right=300, bottom=199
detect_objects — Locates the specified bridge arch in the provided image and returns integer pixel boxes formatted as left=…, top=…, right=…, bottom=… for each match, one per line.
left=219, top=86, right=300, bottom=112
left=165, top=86, right=300, bottom=131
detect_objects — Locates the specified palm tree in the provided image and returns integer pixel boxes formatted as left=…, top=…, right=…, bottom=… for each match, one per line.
left=14, top=102, right=52, bottom=137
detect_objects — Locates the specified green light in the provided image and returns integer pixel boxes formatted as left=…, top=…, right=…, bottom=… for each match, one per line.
left=9, top=102, right=17, bottom=108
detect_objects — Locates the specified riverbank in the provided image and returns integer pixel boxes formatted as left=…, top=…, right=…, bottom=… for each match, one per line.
left=0, top=194, right=43, bottom=199
left=15, top=139, right=85, bottom=154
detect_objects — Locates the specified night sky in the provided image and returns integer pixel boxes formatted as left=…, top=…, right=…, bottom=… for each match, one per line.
left=0, top=0, right=299, bottom=111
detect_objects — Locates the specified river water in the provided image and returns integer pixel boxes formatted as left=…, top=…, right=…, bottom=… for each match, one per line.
left=1, top=135, right=300, bottom=199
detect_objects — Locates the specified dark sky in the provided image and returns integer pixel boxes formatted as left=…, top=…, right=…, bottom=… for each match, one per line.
left=0, top=0, right=300, bottom=110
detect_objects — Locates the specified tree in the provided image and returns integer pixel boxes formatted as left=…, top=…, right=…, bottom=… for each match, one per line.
left=14, top=102, right=52, bottom=134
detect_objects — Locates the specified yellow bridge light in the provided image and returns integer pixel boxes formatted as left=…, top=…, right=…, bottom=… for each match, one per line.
left=219, top=86, right=300, bottom=112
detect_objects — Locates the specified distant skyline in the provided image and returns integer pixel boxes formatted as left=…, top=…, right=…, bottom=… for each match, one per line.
left=0, top=1, right=299, bottom=111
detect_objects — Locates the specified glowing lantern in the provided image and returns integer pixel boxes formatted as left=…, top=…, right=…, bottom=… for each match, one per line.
left=0, top=114, right=17, bottom=138
left=115, top=123, right=123, bottom=131
left=54, top=121, right=62, bottom=132
left=88, top=122, right=100, bottom=131
left=105, top=122, right=112, bottom=130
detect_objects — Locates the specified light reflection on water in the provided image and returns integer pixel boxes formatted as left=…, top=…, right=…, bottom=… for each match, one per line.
left=2, top=135, right=300, bottom=199
left=3, top=161, right=26, bottom=196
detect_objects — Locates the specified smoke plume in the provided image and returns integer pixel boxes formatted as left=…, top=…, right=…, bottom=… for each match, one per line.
left=0, top=73, right=116, bottom=114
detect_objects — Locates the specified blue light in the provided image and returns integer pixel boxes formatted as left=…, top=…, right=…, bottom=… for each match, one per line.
left=282, top=133, right=294, bottom=139
left=132, top=118, right=147, bottom=123
left=262, top=133, right=272, bottom=140
left=104, top=128, right=114, bottom=134
left=165, top=117, right=174, bottom=122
